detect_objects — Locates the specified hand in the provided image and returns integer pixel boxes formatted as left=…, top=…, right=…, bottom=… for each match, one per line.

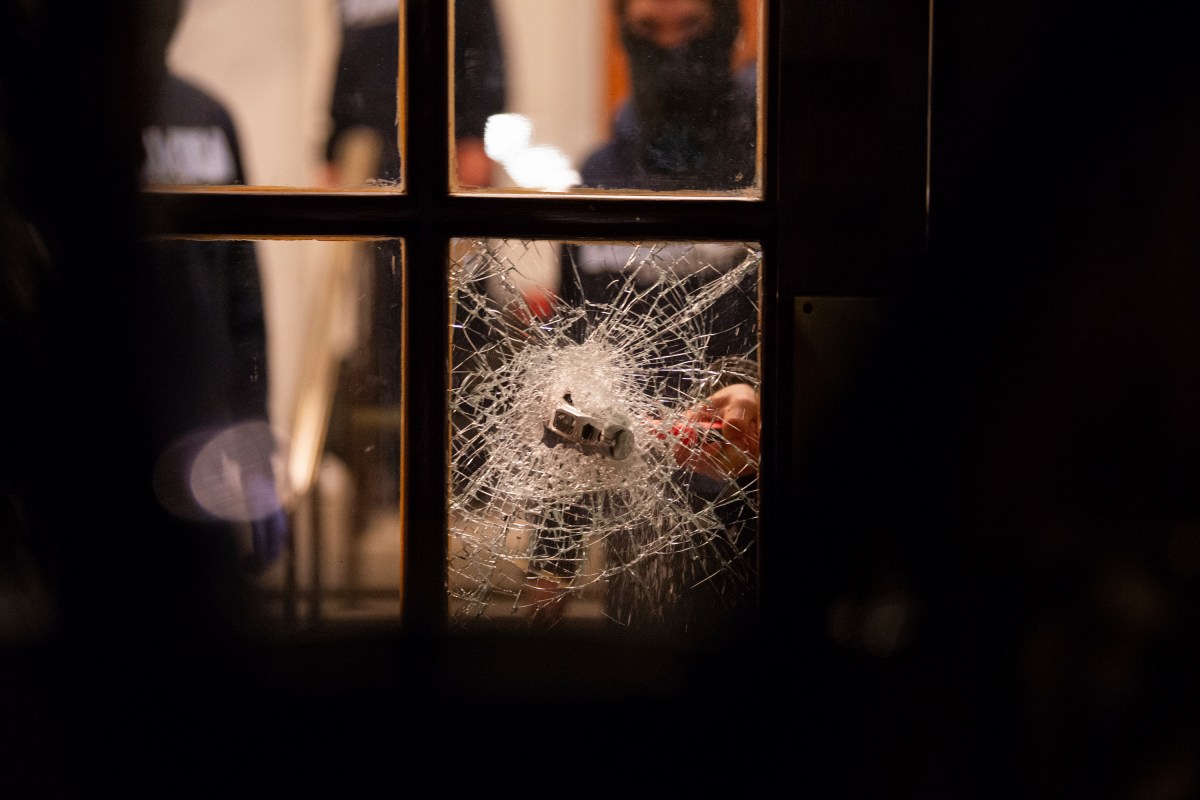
left=455, top=137, right=494, bottom=188
left=673, top=383, right=760, bottom=480
left=242, top=472, right=288, bottom=573
left=318, top=162, right=342, bottom=188
left=249, top=509, right=289, bottom=574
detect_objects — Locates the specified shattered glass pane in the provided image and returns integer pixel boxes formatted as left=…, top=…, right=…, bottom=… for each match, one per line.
left=449, top=238, right=760, bottom=637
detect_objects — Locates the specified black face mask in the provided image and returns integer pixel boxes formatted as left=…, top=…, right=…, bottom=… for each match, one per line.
left=621, top=24, right=736, bottom=123
left=620, top=21, right=738, bottom=176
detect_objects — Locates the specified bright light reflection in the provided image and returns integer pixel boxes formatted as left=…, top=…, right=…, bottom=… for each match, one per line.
left=483, top=113, right=531, bottom=161
left=153, top=420, right=284, bottom=524
left=483, top=113, right=580, bottom=192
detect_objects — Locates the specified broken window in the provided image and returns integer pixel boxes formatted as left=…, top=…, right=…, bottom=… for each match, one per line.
left=448, top=238, right=760, bottom=638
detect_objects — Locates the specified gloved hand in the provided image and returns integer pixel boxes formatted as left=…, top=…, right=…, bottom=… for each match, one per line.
left=242, top=472, right=288, bottom=573
left=673, top=382, right=760, bottom=480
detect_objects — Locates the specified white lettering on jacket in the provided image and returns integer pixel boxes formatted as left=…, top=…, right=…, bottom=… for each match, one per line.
left=142, top=126, right=237, bottom=185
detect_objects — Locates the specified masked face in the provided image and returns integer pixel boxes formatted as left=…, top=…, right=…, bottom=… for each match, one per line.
left=619, top=0, right=741, bottom=176
left=621, top=2, right=737, bottom=122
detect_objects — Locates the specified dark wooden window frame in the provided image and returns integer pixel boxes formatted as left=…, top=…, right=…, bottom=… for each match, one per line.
left=144, top=0, right=931, bottom=687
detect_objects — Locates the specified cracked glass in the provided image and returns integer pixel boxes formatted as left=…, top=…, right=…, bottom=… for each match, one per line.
left=448, top=238, right=760, bottom=637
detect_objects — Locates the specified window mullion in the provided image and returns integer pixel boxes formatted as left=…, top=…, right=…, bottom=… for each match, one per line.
left=399, top=0, right=452, bottom=634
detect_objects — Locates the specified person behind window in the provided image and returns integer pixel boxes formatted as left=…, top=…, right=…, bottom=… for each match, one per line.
left=322, top=0, right=508, bottom=188
left=519, top=1, right=760, bottom=632
left=136, top=0, right=288, bottom=581
left=565, top=0, right=757, bottom=334
left=574, top=0, right=760, bottom=467
left=566, top=0, right=758, bottom=368
left=580, top=0, right=755, bottom=193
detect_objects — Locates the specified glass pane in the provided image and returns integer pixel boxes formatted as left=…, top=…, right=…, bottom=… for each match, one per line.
left=140, top=236, right=404, bottom=634
left=141, top=1, right=761, bottom=194
left=460, top=0, right=762, bottom=196
left=448, top=238, right=760, bottom=639
left=140, top=0, right=403, bottom=190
